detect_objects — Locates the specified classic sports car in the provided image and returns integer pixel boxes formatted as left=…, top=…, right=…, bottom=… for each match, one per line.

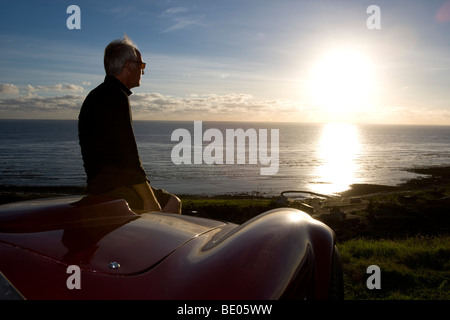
left=0, top=195, right=343, bottom=300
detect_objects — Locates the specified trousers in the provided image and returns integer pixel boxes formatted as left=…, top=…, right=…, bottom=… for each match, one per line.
left=98, top=186, right=172, bottom=210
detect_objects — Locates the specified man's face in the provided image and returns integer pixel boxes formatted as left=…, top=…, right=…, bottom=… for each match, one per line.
left=129, top=50, right=145, bottom=89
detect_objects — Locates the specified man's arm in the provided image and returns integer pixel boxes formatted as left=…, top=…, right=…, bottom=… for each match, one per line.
left=133, top=181, right=162, bottom=212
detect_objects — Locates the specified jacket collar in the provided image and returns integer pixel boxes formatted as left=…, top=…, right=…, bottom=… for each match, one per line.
left=104, top=75, right=132, bottom=96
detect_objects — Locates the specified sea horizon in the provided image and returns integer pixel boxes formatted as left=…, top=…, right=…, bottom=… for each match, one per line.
left=2, top=117, right=450, bottom=126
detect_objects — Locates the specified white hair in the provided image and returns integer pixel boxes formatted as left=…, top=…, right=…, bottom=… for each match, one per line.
left=103, top=34, right=139, bottom=76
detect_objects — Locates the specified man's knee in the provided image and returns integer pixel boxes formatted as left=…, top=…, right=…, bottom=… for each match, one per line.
left=163, top=194, right=182, bottom=214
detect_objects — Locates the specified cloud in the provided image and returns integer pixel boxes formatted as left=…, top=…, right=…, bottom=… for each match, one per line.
left=3, top=84, right=448, bottom=124
left=129, top=92, right=310, bottom=121
left=160, top=6, right=205, bottom=33
left=2, top=81, right=309, bottom=120
left=1, top=87, right=305, bottom=120
left=0, top=82, right=89, bottom=118
left=0, top=83, right=19, bottom=95
left=161, top=7, right=189, bottom=16
left=0, top=94, right=83, bottom=113
left=163, top=19, right=202, bottom=33
left=26, top=83, right=84, bottom=93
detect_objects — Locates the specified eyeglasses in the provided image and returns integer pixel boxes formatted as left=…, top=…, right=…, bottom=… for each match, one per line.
left=136, top=61, right=146, bottom=70
left=129, top=61, right=146, bottom=70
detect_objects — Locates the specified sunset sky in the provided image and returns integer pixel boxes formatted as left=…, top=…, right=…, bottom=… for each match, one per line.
left=1, top=0, right=450, bottom=124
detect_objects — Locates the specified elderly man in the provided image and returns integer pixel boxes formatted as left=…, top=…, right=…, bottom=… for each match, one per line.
left=78, top=35, right=181, bottom=213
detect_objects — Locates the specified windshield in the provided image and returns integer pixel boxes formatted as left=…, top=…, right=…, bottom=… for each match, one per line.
left=0, top=271, right=24, bottom=300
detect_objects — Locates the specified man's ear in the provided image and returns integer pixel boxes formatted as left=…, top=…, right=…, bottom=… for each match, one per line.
left=121, top=61, right=133, bottom=75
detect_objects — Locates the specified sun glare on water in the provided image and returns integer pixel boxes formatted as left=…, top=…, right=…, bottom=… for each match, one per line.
left=309, top=48, right=376, bottom=122
left=313, top=123, right=361, bottom=195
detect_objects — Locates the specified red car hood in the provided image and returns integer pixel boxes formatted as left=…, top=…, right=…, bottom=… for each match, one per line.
left=0, top=197, right=228, bottom=275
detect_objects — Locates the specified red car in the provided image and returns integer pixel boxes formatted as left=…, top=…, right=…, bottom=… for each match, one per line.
left=0, top=195, right=343, bottom=300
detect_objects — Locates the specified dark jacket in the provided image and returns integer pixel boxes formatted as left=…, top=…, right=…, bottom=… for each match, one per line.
left=78, top=76, right=148, bottom=194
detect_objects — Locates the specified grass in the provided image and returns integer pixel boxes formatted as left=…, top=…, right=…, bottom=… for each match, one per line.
left=335, top=174, right=450, bottom=300
left=180, top=195, right=278, bottom=224
left=338, top=235, right=450, bottom=300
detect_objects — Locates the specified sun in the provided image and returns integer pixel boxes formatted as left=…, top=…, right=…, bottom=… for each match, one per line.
left=308, top=48, right=376, bottom=121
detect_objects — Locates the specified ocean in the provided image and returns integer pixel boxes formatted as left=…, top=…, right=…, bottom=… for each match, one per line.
left=1, top=119, right=450, bottom=196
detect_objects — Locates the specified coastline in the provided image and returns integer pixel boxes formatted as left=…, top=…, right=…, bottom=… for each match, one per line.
left=1, top=165, right=449, bottom=238
left=2, top=165, right=450, bottom=235
left=1, top=166, right=450, bottom=203
left=340, top=166, right=450, bottom=197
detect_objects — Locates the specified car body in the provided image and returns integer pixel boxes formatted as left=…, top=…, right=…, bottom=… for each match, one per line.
left=0, top=195, right=343, bottom=300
